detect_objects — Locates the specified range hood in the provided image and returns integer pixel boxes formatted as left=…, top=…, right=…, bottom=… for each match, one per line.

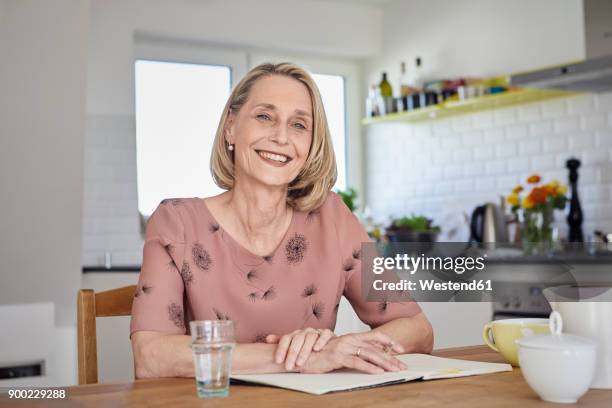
left=510, top=55, right=612, bottom=93
left=510, top=0, right=612, bottom=93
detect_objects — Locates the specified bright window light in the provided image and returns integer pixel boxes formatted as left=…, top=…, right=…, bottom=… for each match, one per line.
left=312, top=73, right=346, bottom=191
left=135, top=60, right=229, bottom=216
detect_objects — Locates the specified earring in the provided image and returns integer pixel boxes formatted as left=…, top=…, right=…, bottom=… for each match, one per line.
left=228, top=144, right=234, bottom=151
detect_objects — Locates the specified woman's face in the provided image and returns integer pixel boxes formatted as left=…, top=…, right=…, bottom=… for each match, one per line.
left=226, top=74, right=313, bottom=189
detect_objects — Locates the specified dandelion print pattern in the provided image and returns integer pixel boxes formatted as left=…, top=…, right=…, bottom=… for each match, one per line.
left=342, top=258, right=355, bottom=272
left=134, top=285, right=152, bottom=299
left=164, top=243, right=175, bottom=255
left=180, top=261, right=194, bottom=287
left=302, top=284, right=317, bottom=298
left=311, top=302, right=325, bottom=320
left=254, top=333, right=269, bottom=343
left=167, top=303, right=185, bottom=329
left=192, top=242, right=212, bottom=271
left=377, top=301, right=389, bottom=314
left=334, top=302, right=340, bottom=313
left=285, top=234, right=307, bottom=264
left=352, top=248, right=361, bottom=260
left=209, top=222, right=220, bottom=233
left=246, top=269, right=259, bottom=281
left=262, top=254, right=274, bottom=263
left=247, top=291, right=259, bottom=302
left=262, top=286, right=277, bottom=301
left=161, top=198, right=183, bottom=206
left=212, top=307, right=231, bottom=320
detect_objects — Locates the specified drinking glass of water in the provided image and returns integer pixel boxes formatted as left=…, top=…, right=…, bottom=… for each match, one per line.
left=190, top=320, right=235, bottom=398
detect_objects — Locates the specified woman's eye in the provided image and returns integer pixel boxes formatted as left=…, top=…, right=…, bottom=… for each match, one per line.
left=293, top=123, right=307, bottom=130
left=256, top=114, right=271, bottom=121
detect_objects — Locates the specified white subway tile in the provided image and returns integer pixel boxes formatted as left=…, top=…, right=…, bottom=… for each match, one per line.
left=517, top=104, right=541, bottom=122
left=596, top=130, right=612, bottom=147
left=582, top=185, right=609, bottom=201
left=452, top=115, right=473, bottom=132
left=553, top=117, right=580, bottom=134
left=443, top=164, right=464, bottom=179
left=434, top=181, right=454, bottom=195
left=483, top=128, right=505, bottom=144
left=441, top=135, right=462, bottom=149
left=519, top=139, right=541, bottom=155
left=494, top=108, right=517, bottom=126
left=461, top=131, right=483, bottom=146
left=567, top=94, right=595, bottom=115
left=424, top=166, right=443, bottom=181
left=474, top=145, right=494, bottom=160
left=508, top=157, right=530, bottom=173
left=569, top=132, right=596, bottom=150
left=476, top=177, right=496, bottom=192
left=541, top=99, right=567, bottom=119
left=582, top=148, right=610, bottom=166
left=530, top=154, right=555, bottom=172
left=472, top=111, right=494, bottom=129
left=433, top=121, right=452, bottom=136
left=495, top=143, right=517, bottom=158
left=433, top=150, right=452, bottom=165
left=413, top=124, right=432, bottom=138
left=505, top=124, right=529, bottom=141
left=485, top=161, right=506, bottom=175
left=464, top=162, right=484, bottom=177
left=596, top=92, right=612, bottom=112
left=529, top=121, right=553, bottom=136
left=497, top=175, right=522, bottom=191
left=581, top=114, right=607, bottom=131
left=453, top=179, right=473, bottom=193
left=453, top=148, right=473, bottom=163
left=542, top=135, right=569, bottom=153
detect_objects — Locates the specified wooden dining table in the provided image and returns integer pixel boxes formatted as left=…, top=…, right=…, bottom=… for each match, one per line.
left=2, top=345, right=611, bottom=407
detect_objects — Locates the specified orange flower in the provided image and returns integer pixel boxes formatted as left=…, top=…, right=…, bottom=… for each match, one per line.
left=506, top=193, right=519, bottom=206
left=512, top=185, right=524, bottom=194
left=529, top=187, right=547, bottom=205
left=527, top=174, right=541, bottom=184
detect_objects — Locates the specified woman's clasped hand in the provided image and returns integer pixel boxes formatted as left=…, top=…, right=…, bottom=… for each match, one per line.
left=265, top=328, right=408, bottom=374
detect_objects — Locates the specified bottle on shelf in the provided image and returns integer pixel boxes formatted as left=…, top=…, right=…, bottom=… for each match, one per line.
left=566, top=158, right=584, bottom=242
left=378, top=72, right=394, bottom=114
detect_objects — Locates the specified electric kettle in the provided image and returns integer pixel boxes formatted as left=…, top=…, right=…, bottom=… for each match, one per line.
left=470, top=202, right=508, bottom=243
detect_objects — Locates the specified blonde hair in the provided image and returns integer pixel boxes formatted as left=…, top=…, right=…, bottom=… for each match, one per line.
left=210, top=62, right=337, bottom=212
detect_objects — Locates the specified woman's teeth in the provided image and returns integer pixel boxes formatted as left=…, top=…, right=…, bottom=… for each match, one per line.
left=258, top=151, right=288, bottom=163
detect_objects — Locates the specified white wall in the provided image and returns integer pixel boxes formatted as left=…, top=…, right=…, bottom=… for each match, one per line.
left=365, top=0, right=585, bottom=94
left=0, top=0, right=89, bottom=386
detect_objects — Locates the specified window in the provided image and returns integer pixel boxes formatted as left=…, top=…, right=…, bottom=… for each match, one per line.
left=135, top=60, right=230, bottom=217
left=311, top=73, right=347, bottom=191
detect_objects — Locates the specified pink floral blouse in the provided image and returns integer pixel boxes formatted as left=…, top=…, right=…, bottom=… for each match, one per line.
left=130, top=191, right=421, bottom=343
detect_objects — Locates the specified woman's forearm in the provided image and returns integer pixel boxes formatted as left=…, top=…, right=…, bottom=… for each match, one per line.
left=373, top=313, right=434, bottom=354
left=132, top=331, right=297, bottom=378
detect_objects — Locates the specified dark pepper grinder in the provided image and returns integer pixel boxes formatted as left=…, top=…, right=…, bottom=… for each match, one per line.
left=566, top=158, right=584, bottom=242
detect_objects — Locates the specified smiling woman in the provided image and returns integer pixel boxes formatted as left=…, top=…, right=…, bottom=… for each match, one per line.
left=130, top=62, right=433, bottom=379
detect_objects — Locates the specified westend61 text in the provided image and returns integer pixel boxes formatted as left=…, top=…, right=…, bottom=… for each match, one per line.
left=372, top=279, right=493, bottom=292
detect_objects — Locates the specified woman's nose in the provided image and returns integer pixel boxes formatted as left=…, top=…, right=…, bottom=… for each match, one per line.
left=270, top=123, right=289, bottom=145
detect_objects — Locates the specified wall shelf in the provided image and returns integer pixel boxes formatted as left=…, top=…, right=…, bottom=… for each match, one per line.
left=361, top=88, right=579, bottom=125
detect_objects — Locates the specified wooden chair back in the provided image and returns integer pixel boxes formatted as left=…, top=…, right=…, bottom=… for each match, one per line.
left=76, top=285, right=137, bottom=385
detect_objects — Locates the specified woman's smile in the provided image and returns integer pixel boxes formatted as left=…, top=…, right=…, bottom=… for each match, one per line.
left=255, top=149, right=294, bottom=167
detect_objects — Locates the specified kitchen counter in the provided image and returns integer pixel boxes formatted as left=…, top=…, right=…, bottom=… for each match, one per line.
left=4, top=346, right=609, bottom=407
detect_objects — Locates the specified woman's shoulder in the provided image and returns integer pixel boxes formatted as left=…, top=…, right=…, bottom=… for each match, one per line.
left=147, top=197, right=207, bottom=243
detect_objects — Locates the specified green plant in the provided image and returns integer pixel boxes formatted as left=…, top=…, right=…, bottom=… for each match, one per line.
left=335, top=187, right=358, bottom=212
left=389, top=215, right=440, bottom=233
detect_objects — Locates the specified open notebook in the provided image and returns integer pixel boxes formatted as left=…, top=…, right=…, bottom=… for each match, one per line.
left=231, top=354, right=512, bottom=395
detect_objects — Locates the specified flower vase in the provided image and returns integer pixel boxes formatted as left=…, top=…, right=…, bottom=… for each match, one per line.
left=521, top=205, right=554, bottom=256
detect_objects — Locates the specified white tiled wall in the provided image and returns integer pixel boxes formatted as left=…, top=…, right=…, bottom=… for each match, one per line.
left=82, top=114, right=142, bottom=266
left=365, top=92, right=612, bottom=239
